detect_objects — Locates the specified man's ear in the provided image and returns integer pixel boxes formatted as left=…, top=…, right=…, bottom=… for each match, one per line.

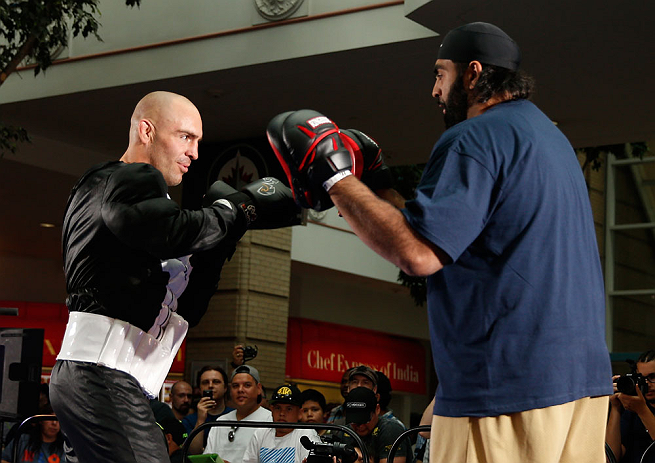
left=466, top=60, right=483, bottom=90
left=137, top=119, right=154, bottom=144
left=165, top=433, right=173, bottom=446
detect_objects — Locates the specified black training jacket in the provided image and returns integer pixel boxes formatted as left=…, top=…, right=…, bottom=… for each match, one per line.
left=62, top=161, right=245, bottom=331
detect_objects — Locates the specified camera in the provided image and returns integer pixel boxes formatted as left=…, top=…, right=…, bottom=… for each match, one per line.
left=300, top=436, right=357, bottom=463
left=242, top=345, right=258, bottom=363
left=202, top=389, right=213, bottom=399
left=617, top=373, right=648, bottom=396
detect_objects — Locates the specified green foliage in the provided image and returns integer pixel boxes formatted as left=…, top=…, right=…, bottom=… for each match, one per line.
left=0, top=1, right=105, bottom=77
left=0, top=0, right=141, bottom=157
left=397, top=270, right=427, bottom=307
left=578, top=142, right=649, bottom=172
left=0, top=121, right=29, bottom=157
left=390, top=164, right=425, bottom=200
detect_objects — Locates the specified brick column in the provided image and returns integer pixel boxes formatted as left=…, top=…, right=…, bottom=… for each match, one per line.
left=185, top=228, right=293, bottom=389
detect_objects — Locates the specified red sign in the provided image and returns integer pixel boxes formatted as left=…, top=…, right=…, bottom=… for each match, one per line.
left=286, top=318, right=426, bottom=394
left=0, top=300, right=185, bottom=372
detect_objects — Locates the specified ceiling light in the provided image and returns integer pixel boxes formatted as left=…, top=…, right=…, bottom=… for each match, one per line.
left=39, top=222, right=56, bottom=228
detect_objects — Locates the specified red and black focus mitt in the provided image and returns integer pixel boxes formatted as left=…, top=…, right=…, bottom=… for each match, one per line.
left=339, top=128, right=393, bottom=192
left=266, top=110, right=354, bottom=211
left=266, top=110, right=393, bottom=211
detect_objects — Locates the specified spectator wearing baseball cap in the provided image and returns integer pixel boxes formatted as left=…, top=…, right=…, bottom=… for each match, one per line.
left=243, top=384, right=320, bottom=463
left=342, top=387, right=412, bottom=463
left=203, top=365, right=272, bottom=461
left=159, top=416, right=188, bottom=463
left=348, top=365, right=378, bottom=393
left=329, top=365, right=380, bottom=427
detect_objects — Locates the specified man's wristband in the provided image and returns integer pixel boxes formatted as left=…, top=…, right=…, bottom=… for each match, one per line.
left=323, top=170, right=352, bottom=192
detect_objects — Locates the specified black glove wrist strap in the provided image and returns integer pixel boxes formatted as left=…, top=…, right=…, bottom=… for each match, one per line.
left=223, top=191, right=256, bottom=227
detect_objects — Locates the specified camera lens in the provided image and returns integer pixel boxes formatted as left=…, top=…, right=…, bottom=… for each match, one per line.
left=617, top=376, right=637, bottom=395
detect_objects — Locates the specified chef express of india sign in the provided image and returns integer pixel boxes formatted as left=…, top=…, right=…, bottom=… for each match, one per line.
left=286, top=318, right=426, bottom=394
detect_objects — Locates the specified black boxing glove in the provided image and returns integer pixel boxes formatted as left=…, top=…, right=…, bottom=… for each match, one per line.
left=340, top=129, right=393, bottom=191
left=205, top=177, right=302, bottom=230
left=267, top=109, right=354, bottom=211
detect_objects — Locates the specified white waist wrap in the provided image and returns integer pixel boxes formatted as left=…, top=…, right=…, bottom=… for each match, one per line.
left=57, top=310, right=188, bottom=398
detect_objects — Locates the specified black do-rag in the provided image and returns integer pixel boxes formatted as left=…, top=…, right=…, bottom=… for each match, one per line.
left=437, top=22, right=521, bottom=71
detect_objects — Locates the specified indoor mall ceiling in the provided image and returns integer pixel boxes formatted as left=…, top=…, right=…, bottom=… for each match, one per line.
left=0, top=0, right=653, bottom=262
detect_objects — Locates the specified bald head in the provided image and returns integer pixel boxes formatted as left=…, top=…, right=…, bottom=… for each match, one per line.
left=128, top=92, right=199, bottom=144
left=170, top=380, right=193, bottom=419
left=122, top=91, right=203, bottom=186
left=171, top=380, right=192, bottom=395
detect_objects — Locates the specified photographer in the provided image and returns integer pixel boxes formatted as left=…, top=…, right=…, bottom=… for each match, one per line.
left=340, top=387, right=411, bottom=463
left=231, top=344, right=258, bottom=369
left=606, top=350, right=655, bottom=462
left=184, top=365, right=233, bottom=455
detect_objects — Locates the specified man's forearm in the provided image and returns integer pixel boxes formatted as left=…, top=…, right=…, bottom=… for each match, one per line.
left=638, top=408, right=655, bottom=441
left=187, top=430, right=205, bottom=455
left=605, top=406, right=623, bottom=461
left=418, top=397, right=435, bottom=439
left=329, top=176, right=445, bottom=276
left=188, top=414, right=208, bottom=456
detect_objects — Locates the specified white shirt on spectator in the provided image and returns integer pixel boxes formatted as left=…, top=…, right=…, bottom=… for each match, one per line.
left=242, top=427, right=319, bottom=463
left=204, top=406, right=272, bottom=462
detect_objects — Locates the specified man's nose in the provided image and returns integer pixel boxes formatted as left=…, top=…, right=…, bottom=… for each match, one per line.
left=188, top=143, right=199, bottom=161
left=432, top=81, right=441, bottom=99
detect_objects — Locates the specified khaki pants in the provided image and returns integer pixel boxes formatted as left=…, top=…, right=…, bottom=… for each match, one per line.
left=430, top=396, right=609, bottom=463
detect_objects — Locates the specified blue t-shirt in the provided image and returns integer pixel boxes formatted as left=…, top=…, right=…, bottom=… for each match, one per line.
left=182, top=406, right=235, bottom=446
left=403, top=99, right=612, bottom=417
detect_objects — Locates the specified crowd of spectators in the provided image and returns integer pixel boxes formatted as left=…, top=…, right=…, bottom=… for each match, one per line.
left=5, top=348, right=654, bottom=463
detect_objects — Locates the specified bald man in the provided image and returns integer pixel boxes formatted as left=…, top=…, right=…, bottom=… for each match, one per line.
left=170, top=380, right=193, bottom=421
left=50, top=91, right=299, bottom=463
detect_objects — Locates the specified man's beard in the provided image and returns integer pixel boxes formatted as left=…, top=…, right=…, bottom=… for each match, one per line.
left=442, top=75, right=470, bottom=129
left=177, top=404, right=190, bottom=414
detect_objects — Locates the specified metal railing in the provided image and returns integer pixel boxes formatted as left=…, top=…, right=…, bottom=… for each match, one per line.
left=7, top=417, right=633, bottom=463
left=182, top=420, right=368, bottom=463
left=387, top=425, right=430, bottom=463
left=8, top=414, right=58, bottom=463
